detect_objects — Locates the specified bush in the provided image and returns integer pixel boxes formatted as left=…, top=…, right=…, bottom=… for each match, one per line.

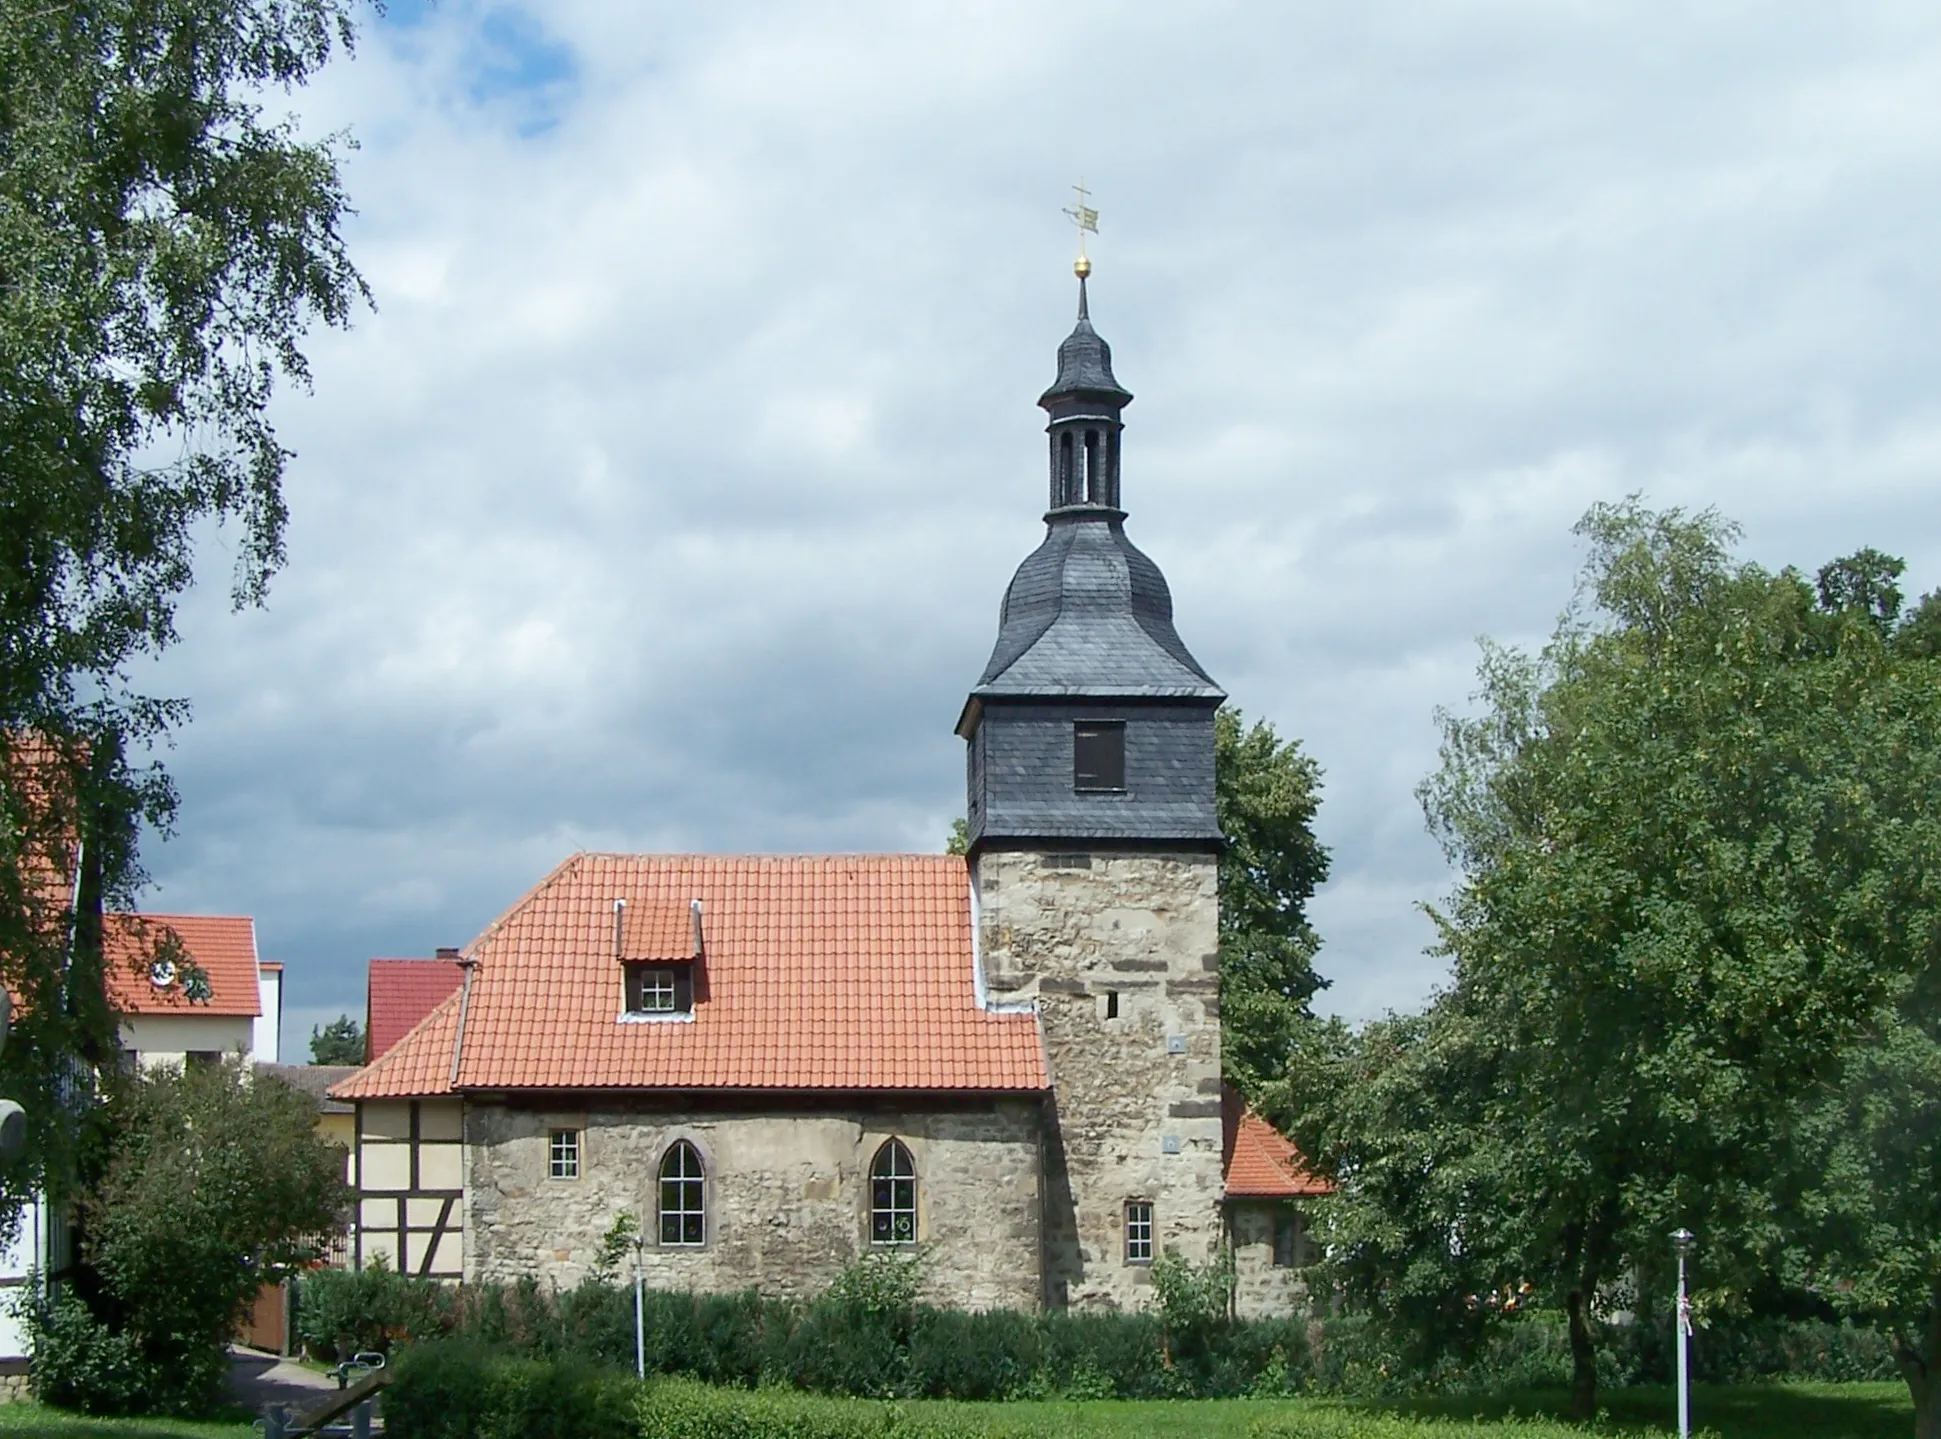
left=21, top=1290, right=157, bottom=1416
left=357, top=1261, right=1901, bottom=1409
left=297, top=1259, right=456, bottom=1360
left=638, top=1375, right=1052, bottom=1439
left=382, top=1340, right=637, bottom=1439
left=57, top=1060, right=349, bottom=1413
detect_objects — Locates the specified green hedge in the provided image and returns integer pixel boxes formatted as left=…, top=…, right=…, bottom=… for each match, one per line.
left=638, top=1376, right=1054, bottom=1439
left=381, top=1342, right=638, bottom=1439
left=301, top=1265, right=1898, bottom=1403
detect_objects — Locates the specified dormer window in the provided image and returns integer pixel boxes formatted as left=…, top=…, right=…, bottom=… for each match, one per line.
left=625, top=962, right=693, bottom=1015
left=1074, top=721, right=1126, bottom=792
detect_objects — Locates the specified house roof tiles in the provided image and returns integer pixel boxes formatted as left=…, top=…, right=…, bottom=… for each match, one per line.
left=105, top=914, right=261, bottom=1018
left=333, top=854, right=1047, bottom=1101
left=366, top=958, right=465, bottom=1061
left=1222, top=1098, right=1330, bottom=1199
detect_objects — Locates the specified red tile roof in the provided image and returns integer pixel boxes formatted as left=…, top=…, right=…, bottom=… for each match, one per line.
left=366, top=958, right=465, bottom=1061
left=334, top=854, right=1047, bottom=1100
left=105, top=914, right=262, bottom=1018
left=1223, top=1095, right=1330, bottom=1199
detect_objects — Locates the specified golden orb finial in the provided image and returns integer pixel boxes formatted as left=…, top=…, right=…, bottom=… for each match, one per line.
left=1063, top=181, right=1098, bottom=278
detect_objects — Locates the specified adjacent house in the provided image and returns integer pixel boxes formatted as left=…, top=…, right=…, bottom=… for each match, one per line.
left=105, top=914, right=279, bottom=1068
left=0, top=913, right=284, bottom=1367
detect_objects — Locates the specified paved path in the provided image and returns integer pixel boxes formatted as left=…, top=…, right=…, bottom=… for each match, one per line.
left=226, top=1345, right=340, bottom=1419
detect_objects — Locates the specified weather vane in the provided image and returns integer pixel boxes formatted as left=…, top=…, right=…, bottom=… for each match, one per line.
left=1063, top=180, right=1098, bottom=278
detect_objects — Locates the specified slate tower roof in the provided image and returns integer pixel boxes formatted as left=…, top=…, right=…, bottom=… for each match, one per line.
left=959, top=275, right=1224, bottom=851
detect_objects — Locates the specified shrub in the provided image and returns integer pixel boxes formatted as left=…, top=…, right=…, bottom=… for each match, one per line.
left=382, top=1340, right=636, bottom=1439
left=638, top=1375, right=1053, bottom=1439
left=62, top=1059, right=348, bottom=1413
left=21, top=1290, right=156, bottom=1416
left=297, top=1259, right=455, bottom=1359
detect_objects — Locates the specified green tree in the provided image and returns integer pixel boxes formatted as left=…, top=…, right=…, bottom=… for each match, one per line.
left=309, top=1013, right=365, bottom=1065
left=36, top=1059, right=349, bottom=1413
left=0, top=0, right=365, bottom=1211
left=1216, top=708, right=1330, bottom=1099
left=1288, top=500, right=1941, bottom=1423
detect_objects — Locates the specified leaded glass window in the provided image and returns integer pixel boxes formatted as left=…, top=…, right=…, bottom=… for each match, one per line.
left=659, top=1141, right=705, bottom=1246
left=870, top=1139, right=917, bottom=1245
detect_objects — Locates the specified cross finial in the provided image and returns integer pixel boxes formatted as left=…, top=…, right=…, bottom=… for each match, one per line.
left=1063, top=180, right=1098, bottom=278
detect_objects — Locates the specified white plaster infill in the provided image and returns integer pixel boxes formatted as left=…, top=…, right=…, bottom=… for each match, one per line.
left=969, top=869, right=1036, bottom=1016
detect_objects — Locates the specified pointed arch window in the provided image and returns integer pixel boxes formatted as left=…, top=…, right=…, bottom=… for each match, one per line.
left=658, top=1141, right=706, bottom=1246
left=869, top=1139, right=917, bottom=1245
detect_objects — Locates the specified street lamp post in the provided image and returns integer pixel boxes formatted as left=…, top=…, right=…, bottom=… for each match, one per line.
left=632, top=1228, right=647, bottom=1380
left=1672, top=1228, right=1695, bottom=1439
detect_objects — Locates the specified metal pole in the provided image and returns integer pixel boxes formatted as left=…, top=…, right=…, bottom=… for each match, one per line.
left=634, top=1239, right=646, bottom=1380
left=1672, top=1229, right=1694, bottom=1439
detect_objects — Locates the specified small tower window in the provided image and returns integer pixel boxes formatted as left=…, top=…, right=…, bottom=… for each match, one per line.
left=625, top=962, right=694, bottom=1015
left=1125, top=1200, right=1154, bottom=1263
left=1074, top=721, right=1126, bottom=792
left=1058, top=432, right=1075, bottom=506
left=1084, top=429, right=1100, bottom=502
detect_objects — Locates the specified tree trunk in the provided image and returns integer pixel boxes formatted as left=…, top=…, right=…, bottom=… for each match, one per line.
left=1897, top=1291, right=1941, bottom=1439
left=1917, top=1382, right=1941, bottom=1439
left=1565, top=1284, right=1598, bottom=1422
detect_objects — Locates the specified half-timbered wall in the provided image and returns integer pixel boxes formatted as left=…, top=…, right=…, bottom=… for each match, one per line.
left=354, top=1098, right=464, bottom=1278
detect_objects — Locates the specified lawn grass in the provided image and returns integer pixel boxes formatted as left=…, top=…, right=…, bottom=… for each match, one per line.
left=0, top=1381, right=1917, bottom=1438
left=898, top=1382, right=1913, bottom=1437
left=0, top=1405, right=254, bottom=1439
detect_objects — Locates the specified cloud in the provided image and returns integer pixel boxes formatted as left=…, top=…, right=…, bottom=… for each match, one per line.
left=134, top=0, right=1941, bottom=1033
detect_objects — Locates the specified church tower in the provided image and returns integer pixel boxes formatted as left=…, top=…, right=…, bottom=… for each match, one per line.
left=958, top=268, right=1226, bottom=1310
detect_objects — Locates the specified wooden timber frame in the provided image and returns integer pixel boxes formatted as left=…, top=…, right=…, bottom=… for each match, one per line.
left=351, top=1098, right=464, bottom=1278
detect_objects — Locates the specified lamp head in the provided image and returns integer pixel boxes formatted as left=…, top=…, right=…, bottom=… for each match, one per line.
left=1671, top=1228, right=1695, bottom=1254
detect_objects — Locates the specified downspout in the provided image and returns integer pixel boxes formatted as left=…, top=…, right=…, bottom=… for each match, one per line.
left=448, top=956, right=480, bottom=1091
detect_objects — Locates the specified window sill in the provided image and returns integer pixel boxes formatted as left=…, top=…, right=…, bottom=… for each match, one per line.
left=618, top=1010, right=695, bottom=1024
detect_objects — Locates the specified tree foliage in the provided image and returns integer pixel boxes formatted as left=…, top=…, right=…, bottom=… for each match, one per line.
left=309, top=1012, right=365, bottom=1065
left=33, top=1060, right=349, bottom=1413
left=1216, top=708, right=1330, bottom=1098
left=0, top=0, right=365, bottom=1206
left=1284, top=499, right=1941, bottom=1426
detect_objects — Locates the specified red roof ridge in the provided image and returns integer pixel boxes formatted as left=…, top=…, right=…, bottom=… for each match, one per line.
left=460, top=851, right=588, bottom=960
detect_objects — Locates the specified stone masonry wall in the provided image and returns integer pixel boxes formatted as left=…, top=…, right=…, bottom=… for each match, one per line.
left=1228, top=1201, right=1311, bottom=1320
left=465, top=1097, right=1041, bottom=1311
left=973, top=849, right=1222, bottom=1310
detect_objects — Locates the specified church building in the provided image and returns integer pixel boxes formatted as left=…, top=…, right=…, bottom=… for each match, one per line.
left=330, top=272, right=1321, bottom=1314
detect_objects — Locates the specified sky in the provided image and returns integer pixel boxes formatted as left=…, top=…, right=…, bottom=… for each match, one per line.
left=134, top=1, right=1941, bottom=1055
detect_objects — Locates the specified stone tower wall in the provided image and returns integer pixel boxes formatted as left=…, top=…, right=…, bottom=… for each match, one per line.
left=973, top=848, right=1222, bottom=1310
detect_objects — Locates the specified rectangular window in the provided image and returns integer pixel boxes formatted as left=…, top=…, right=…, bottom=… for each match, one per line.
left=624, top=962, right=694, bottom=1015
left=549, top=1128, right=580, bottom=1181
left=1273, top=1209, right=1306, bottom=1268
left=1074, top=721, right=1126, bottom=792
left=1125, top=1200, right=1153, bottom=1264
